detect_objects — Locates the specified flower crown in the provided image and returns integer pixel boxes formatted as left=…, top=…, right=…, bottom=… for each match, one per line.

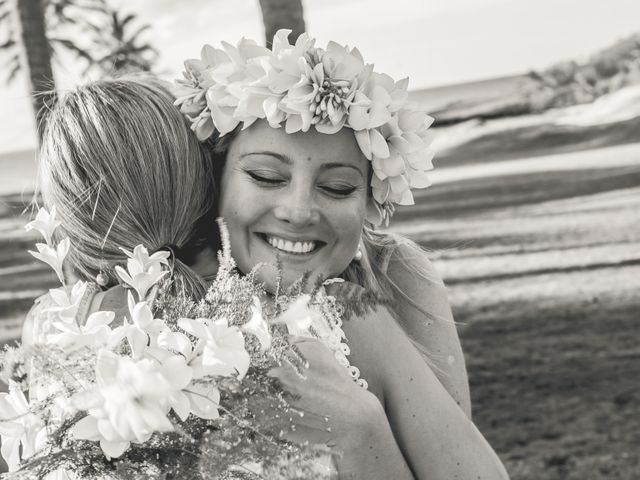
left=174, top=29, right=435, bottom=225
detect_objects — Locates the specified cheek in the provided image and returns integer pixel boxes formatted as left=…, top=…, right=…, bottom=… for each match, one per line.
left=219, top=171, right=261, bottom=229
left=324, top=200, right=366, bottom=269
left=328, top=194, right=367, bottom=237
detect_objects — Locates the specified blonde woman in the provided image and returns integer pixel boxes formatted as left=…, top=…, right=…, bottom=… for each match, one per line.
left=23, top=76, right=219, bottom=347
left=201, top=121, right=506, bottom=479
left=173, top=31, right=510, bottom=478
left=22, top=76, right=420, bottom=478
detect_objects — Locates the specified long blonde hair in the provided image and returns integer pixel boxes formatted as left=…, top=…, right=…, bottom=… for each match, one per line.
left=38, top=75, right=217, bottom=296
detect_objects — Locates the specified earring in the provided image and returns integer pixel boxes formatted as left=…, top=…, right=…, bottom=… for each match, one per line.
left=96, top=270, right=109, bottom=287
left=96, top=248, right=109, bottom=287
left=354, top=248, right=363, bottom=262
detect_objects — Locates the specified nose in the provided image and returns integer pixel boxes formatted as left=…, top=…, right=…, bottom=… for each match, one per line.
left=273, top=185, right=320, bottom=227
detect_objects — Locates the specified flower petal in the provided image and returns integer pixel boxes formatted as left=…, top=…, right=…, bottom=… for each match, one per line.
left=186, top=384, right=220, bottom=420
left=354, top=129, right=372, bottom=160
left=369, top=129, right=390, bottom=159
left=99, top=440, right=130, bottom=460
left=70, top=415, right=101, bottom=441
left=380, top=152, right=406, bottom=177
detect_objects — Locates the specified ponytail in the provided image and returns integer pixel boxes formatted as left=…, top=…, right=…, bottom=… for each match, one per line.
left=38, top=75, right=216, bottom=298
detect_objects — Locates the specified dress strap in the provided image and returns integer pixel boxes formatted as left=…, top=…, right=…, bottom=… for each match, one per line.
left=76, top=283, right=101, bottom=326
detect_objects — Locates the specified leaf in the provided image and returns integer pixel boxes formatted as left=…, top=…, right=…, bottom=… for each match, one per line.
left=128, top=24, right=150, bottom=42
left=50, top=36, right=95, bottom=63
left=118, top=13, right=136, bottom=29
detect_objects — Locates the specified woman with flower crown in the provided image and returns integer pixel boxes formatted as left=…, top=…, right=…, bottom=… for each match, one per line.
left=172, top=29, right=509, bottom=479
left=19, top=35, right=509, bottom=479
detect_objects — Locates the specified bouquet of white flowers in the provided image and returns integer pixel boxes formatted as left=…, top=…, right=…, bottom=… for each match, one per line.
left=0, top=209, right=363, bottom=479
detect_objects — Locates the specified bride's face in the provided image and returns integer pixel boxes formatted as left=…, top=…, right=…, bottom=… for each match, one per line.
left=219, top=120, right=369, bottom=290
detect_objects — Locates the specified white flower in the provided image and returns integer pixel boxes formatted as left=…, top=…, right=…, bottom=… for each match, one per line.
left=24, top=206, right=61, bottom=246
left=153, top=334, right=222, bottom=421
left=240, top=297, right=271, bottom=353
left=197, top=39, right=272, bottom=136
left=156, top=327, right=224, bottom=420
left=126, top=292, right=168, bottom=340
left=109, top=293, right=170, bottom=357
left=71, top=350, right=175, bottom=459
left=275, top=294, right=323, bottom=337
left=115, top=245, right=169, bottom=301
left=43, top=281, right=87, bottom=324
left=280, top=39, right=370, bottom=135
left=348, top=71, right=408, bottom=132
left=29, top=238, right=70, bottom=284
left=178, top=317, right=250, bottom=380
left=0, top=382, right=45, bottom=471
left=159, top=354, right=195, bottom=421
left=121, top=244, right=171, bottom=270
left=47, top=310, right=116, bottom=350
left=157, top=330, right=193, bottom=358
left=130, top=347, right=197, bottom=422
left=183, top=381, right=221, bottom=421
left=175, top=29, right=438, bottom=225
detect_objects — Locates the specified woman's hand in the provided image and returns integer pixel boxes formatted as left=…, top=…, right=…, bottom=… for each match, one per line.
left=267, top=335, right=379, bottom=447
left=267, top=336, right=415, bottom=479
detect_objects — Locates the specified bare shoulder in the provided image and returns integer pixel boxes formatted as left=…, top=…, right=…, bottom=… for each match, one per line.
left=339, top=303, right=396, bottom=403
left=385, top=241, right=472, bottom=417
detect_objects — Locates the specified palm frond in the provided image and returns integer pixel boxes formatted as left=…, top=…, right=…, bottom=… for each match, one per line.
left=127, top=43, right=157, bottom=55
left=127, top=23, right=151, bottom=39
left=49, top=36, right=95, bottom=63
left=3, top=53, right=21, bottom=83
left=117, top=13, right=137, bottom=29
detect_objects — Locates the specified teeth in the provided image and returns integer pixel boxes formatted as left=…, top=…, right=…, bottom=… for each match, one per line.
left=266, top=235, right=317, bottom=254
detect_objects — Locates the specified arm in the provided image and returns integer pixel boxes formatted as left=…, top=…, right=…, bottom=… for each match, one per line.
left=386, top=243, right=472, bottom=417
left=344, top=306, right=509, bottom=479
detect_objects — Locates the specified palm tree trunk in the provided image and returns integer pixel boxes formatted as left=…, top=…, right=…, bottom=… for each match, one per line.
left=14, top=0, right=55, bottom=141
left=258, top=0, right=305, bottom=46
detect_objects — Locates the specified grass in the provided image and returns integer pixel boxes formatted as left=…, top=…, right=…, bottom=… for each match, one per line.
left=390, top=138, right=640, bottom=478
left=1, top=125, right=639, bottom=477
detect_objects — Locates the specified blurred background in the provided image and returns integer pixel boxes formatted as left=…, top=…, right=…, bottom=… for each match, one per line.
left=1, top=0, right=639, bottom=478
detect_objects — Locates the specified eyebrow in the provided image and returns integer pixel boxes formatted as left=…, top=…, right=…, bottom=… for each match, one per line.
left=241, top=151, right=365, bottom=176
left=240, top=151, right=291, bottom=164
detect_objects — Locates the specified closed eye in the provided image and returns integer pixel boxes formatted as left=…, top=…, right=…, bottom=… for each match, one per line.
left=246, top=170, right=285, bottom=186
left=320, top=184, right=357, bottom=197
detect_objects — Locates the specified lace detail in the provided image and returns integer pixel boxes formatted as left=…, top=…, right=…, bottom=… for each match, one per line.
left=307, top=291, right=369, bottom=390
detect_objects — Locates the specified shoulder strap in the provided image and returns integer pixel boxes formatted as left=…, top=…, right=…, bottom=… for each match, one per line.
left=76, top=283, right=100, bottom=326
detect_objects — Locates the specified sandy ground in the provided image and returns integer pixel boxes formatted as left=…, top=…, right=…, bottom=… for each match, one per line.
left=390, top=140, right=640, bottom=479
left=1, top=120, right=639, bottom=477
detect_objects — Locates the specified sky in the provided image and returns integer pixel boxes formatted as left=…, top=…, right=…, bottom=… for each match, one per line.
left=1, top=0, right=639, bottom=155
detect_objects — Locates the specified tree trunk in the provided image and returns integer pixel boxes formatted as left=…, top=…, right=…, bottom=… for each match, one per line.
left=258, top=0, right=305, bottom=46
left=14, top=0, right=56, bottom=142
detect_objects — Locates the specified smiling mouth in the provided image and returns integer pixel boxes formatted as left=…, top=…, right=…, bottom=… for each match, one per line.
left=257, top=233, right=324, bottom=255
